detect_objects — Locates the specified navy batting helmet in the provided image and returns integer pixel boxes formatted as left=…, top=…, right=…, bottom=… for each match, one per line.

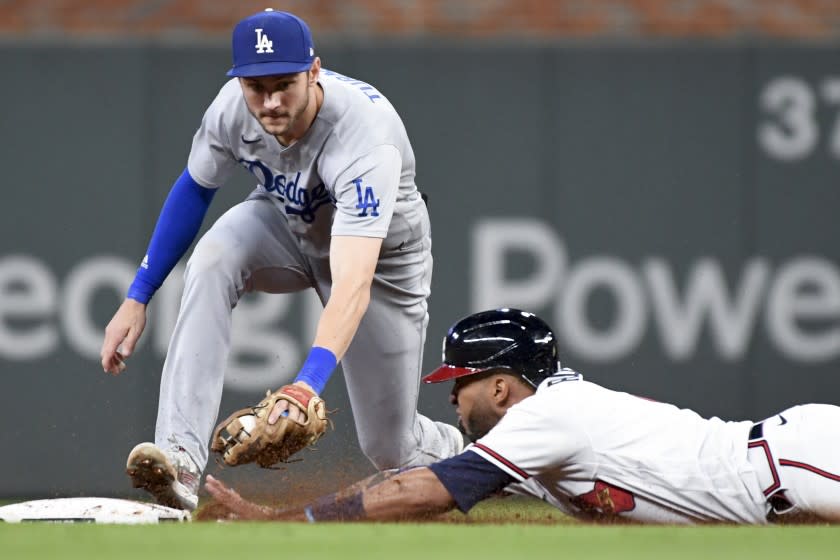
left=423, top=308, right=559, bottom=388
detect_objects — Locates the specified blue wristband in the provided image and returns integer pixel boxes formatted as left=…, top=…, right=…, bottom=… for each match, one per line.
left=294, top=347, right=337, bottom=394
left=305, top=491, right=366, bottom=521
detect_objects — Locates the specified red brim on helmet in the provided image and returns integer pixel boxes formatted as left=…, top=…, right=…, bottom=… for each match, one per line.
left=422, top=364, right=488, bottom=384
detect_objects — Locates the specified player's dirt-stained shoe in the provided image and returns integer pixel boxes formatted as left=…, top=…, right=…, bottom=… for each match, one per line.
left=126, top=442, right=199, bottom=511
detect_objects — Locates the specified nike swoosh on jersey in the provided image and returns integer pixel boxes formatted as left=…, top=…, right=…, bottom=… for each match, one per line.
left=779, top=414, right=788, bottom=425
left=241, top=135, right=262, bottom=144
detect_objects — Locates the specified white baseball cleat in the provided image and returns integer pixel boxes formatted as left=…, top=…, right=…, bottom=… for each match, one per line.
left=126, top=442, right=200, bottom=511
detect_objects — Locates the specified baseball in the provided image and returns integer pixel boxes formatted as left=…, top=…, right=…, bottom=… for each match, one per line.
left=238, top=414, right=256, bottom=434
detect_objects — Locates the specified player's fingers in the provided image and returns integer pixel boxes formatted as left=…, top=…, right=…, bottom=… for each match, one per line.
left=205, top=474, right=229, bottom=494
left=120, top=330, right=140, bottom=358
left=205, top=473, right=219, bottom=492
left=102, top=354, right=122, bottom=376
left=206, top=475, right=234, bottom=499
left=206, top=477, right=232, bottom=506
left=101, top=347, right=126, bottom=375
left=288, top=405, right=305, bottom=425
left=268, top=400, right=290, bottom=425
left=205, top=475, right=258, bottom=518
left=100, top=331, right=124, bottom=372
left=115, top=352, right=127, bottom=374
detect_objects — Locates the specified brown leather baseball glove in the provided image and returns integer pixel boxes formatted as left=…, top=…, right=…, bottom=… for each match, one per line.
left=211, top=384, right=328, bottom=468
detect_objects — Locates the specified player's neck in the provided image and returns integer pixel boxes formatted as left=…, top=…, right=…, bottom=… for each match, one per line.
left=505, top=386, right=536, bottom=408
left=275, top=83, right=324, bottom=147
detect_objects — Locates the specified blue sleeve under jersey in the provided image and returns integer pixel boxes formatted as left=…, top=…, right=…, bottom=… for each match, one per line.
left=126, top=168, right=217, bottom=304
left=427, top=450, right=515, bottom=513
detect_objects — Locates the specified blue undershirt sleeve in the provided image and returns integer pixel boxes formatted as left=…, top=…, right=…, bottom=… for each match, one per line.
left=126, top=168, right=217, bottom=304
left=427, top=450, right=516, bottom=513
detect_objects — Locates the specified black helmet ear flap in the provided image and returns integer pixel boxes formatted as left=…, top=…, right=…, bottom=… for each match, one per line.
left=423, top=308, right=559, bottom=388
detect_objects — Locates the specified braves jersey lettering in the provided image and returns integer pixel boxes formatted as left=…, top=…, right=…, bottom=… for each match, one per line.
left=353, top=179, right=380, bottom=217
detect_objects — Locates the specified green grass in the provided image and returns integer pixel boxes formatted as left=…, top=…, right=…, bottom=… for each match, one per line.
left=2, top=498, right=840, bottom=560
left=3, top=523, right=840, bottom=560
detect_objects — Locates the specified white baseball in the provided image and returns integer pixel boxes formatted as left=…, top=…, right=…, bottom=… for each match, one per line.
left=238, top=414, right=256, bottom=434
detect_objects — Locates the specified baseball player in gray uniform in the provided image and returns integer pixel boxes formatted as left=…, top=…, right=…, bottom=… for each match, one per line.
left=206, top=309, right=840, bottom=524
left=99, top=9, right=462, bottom=511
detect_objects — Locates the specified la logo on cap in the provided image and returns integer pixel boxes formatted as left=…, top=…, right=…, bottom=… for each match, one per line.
left=255, top=28, right=274, bottom=54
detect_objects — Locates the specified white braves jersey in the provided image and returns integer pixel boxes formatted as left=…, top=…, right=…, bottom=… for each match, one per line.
left=472, top=371, right=769, bottom=523
left=187, top=69, right=425, bottom=258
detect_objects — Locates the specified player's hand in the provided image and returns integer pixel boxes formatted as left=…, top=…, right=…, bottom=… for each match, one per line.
left=100, top=298, right=147, bottom=375
left=205, top=475, right=275, bottom=520
left=268, top=381, right=314, bottom=425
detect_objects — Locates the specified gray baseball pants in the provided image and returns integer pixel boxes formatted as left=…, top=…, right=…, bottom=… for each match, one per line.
left=153, top=193, right=462, bottom=472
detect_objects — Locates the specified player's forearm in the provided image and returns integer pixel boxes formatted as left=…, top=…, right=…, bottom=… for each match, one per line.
left=312, top=279, right=371, bottom=360
left=360, top=468, right=456, bottom=520
left=296, top=467, right=455, bottom=522
left=313, top=235, right=381, bottom=359
left=290, top=278, right=371, bottom=394
left=127, top=168, right=216, bottom=303
left=293, top=235, right=380, bottom=392
left=205, top=464, right=455, bottom=522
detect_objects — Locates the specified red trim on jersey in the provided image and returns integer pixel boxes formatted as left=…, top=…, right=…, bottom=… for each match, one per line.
left=779, top=459, right=840, bottom=482
left=423, top=364, right=487, bottom=384
left=472, top=443, right=530, bottom=480
left=748, top=440, right=781, bottom=496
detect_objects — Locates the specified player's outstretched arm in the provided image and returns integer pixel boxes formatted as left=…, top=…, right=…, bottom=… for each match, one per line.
left=268, top=235, right=382, bottom=424
left=100, top=298, right=147, bottom=375
left=100, top=169, right=216, bottom=376
left=205, top=467, right=456, bottom=522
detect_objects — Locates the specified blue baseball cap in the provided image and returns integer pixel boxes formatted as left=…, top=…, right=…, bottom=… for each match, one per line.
left=227, top=9, right=315, bottom=78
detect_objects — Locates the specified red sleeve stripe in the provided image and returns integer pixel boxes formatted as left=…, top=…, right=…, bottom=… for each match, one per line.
left=779, top=459, right=840, bottom=482
left=472, top=443, right=530, bottom=480
left=748, top=440, right=781, bottom=496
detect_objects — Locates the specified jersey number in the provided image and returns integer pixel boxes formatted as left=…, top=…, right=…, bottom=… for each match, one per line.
left=353, top=179, right=380, bottom=217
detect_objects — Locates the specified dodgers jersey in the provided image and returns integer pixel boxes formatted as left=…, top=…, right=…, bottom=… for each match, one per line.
left=187, top=69, right=426, bottom=259
left=443, top=372, right=770, bottom=524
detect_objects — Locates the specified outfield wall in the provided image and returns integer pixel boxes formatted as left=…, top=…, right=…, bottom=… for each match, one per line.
left=0, top=43, right=838, bottom=498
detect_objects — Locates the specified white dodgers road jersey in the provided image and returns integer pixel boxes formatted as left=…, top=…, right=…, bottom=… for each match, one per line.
left=187, top=69, right=426, bottom=258
left=472, top=372, right=770, bottom=524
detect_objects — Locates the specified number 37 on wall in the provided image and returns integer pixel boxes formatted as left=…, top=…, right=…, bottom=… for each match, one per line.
left=758, top=76, right=840, bottom=162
